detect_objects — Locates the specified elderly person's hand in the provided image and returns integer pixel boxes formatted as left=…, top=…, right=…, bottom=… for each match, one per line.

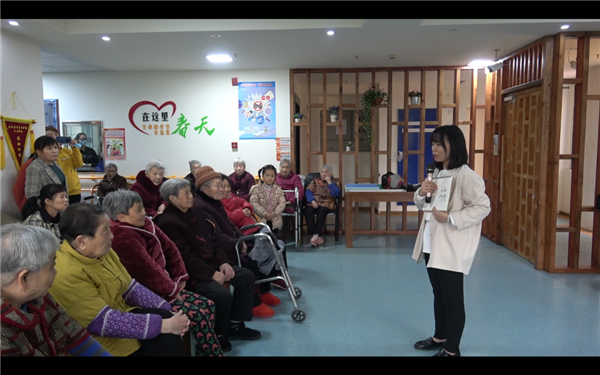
left=311, top=200, right=318, bottom=209
left=161, top=310, right=190, bottom=336
left=242, top=208, right=252, bottom=217
left=219, top=263, right=235, bottom=282
left=157, top=204, right=166, bottom=215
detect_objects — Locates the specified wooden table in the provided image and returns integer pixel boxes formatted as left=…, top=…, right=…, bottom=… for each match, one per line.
left=344, top=187, right=422, bottom=248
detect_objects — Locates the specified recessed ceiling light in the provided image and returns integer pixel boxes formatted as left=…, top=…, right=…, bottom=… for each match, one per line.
left=8, top=20, right=19, bottom=26
left=101, top=36, right=110, bottom=41
left=561, top=25, right=570, bottom=30
left=327, top=30, right=334, bottom=36
left=211, top=34, right=221, bottom=38
left=206, top=54, right=233, bottom=63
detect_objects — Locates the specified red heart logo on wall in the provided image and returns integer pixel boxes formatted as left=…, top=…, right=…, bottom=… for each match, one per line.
left=128, top=101, right=177, bottom=135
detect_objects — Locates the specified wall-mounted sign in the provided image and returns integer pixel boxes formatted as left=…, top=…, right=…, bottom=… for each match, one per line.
left=128, top=101, right=176, bottom=136
left=128, top=101, right=214, bottom=139
left=104, top=128, right=126, bottom=160
left=238, top=82, right=276, bottom=140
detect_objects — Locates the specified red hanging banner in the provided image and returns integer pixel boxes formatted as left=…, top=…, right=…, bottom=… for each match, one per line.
left=1, top=116, right=34, bottom=169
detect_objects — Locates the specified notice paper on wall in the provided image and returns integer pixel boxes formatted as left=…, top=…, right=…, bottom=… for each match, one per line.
left=276, top=137, right=290, bottom=161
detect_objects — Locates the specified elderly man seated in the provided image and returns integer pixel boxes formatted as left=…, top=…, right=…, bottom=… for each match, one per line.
left=97, top=163, right=128, bottom=201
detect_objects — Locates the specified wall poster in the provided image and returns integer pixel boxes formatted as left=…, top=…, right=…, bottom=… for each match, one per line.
left=238, top=81, right=276, bottom=139
left=104, top=128, right=126, bottom=160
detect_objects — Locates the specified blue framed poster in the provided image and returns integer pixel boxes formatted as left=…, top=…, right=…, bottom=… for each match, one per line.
left=238, top=82, right=276, bottom=139
left=44, top=99, right=59, bottom=130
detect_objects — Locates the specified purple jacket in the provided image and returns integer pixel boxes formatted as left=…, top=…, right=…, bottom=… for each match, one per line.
left=275, top=171, right=304, bottom=208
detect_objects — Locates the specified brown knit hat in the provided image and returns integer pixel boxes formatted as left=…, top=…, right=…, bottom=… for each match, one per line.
left=194, top=166, right=222, bottom=189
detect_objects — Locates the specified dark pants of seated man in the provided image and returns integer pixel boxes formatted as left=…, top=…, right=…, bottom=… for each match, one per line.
left=189, top=265, right=255, bottom=336
left=129, top=307, right=185, bottom=357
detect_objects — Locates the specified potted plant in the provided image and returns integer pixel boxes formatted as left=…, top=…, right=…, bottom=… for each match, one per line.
left=344, top=141, right=353, bottom=151
left=408, top=90, right=422, bottom=105
left=360, top=86, right=388, bottom=147
left=328, top=106, right=339, bottom=122
left=294, top=113, right=305, bottom=123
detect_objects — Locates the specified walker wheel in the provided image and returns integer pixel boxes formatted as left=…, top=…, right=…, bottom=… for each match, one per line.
left=293, top=287, right=302, bottom=298
left=291, top=308, right=306, bottom=322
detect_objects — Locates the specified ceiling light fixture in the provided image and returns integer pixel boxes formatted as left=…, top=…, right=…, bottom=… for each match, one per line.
left=561, top=25, right=570, bottom=30
left=8, top=20, right=19, bottom=26
left=327, top=30, right=334, bottom=36
left=101, top=36, right=110, bottom=41
left=468, top=60, right=494, bottom=67
left=211, top=34, right=221, bottom=38
left=206, top=54, right=233, bottom=63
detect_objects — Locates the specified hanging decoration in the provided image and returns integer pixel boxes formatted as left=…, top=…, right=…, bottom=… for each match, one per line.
left=1, top=93, right=37, bottom=170
left=1, top=116, right=36, bottom=170
left=1, top=136, right=5, bottom=170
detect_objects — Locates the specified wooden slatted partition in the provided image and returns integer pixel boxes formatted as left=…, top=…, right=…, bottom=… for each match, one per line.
left=291, top=66, right=484, bottom=236
left=486, top=32, right=600, bottom=273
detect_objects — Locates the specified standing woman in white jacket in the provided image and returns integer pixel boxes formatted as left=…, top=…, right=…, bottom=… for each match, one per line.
left=412, top=125, right=491, bottom=357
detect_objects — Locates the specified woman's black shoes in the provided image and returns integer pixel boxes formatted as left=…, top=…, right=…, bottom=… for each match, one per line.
left=414, top=337, right=445, bottom=350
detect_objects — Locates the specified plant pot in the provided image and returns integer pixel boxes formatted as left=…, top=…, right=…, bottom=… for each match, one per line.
left=373, top=97, right=384, bottom=106
left=410, top=96, right=420, bottom=105
left=294, top=118, right=301, bottom=123
left=345, top=146, right=351, bottom=151
left=330, top=114, right=338, bottom=122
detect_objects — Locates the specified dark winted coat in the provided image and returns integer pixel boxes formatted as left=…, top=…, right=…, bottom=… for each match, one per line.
left=192, top=191, right=245, bottom=263
left=155, top=204, right=231, bottom=287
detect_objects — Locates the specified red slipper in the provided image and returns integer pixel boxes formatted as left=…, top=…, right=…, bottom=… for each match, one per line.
left=310, top=238, right=318, bottom=247
left=252, top=303, right=275, bottom=318
left=316, top=237, right=324, bottom=244
left=261, top=292, right=281, bottom=307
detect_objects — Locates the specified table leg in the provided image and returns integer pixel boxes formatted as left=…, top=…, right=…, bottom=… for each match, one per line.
left=345, top=194, right=353, bottom=248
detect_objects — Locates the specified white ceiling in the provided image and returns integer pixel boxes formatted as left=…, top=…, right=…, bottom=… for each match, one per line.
left=2, top=19, right=600, bottom=73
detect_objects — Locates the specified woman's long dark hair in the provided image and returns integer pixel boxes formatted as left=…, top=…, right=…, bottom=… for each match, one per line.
left=257, top=164, right=277, bottom=184
left=430, top=125, right=469, bottom=170
left=21, top=184, right=67, bottom=220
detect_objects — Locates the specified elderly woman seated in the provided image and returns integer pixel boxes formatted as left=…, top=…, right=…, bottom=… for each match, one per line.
left=221, top=174, right=259, bottom=236
left=193, top=166, right=282, bottom=318
left=97, top=163, right=128, bottom=201
left=276, top=158, right=304, bottom=213
left=184, top=159, right=202, bottom=190
left=21, top=184, right=69, bottom=241
left=1, top=224, right=110, bottom=356
left=304, top=164, right=341, bottom=247
left=130, top=160, right=168, bottom=217
left=48, top=203, right=190, bottom=357
left=154, top=178, right=260, bottom=352
left=229, top=158, right=255, bottom=201
left=103, top=190, right=223, bottom=356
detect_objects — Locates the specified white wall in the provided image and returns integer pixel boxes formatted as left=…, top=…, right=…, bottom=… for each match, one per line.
left=42, top=69, right=290, bottom=185
left=1, top=31, right=46, bottom=219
